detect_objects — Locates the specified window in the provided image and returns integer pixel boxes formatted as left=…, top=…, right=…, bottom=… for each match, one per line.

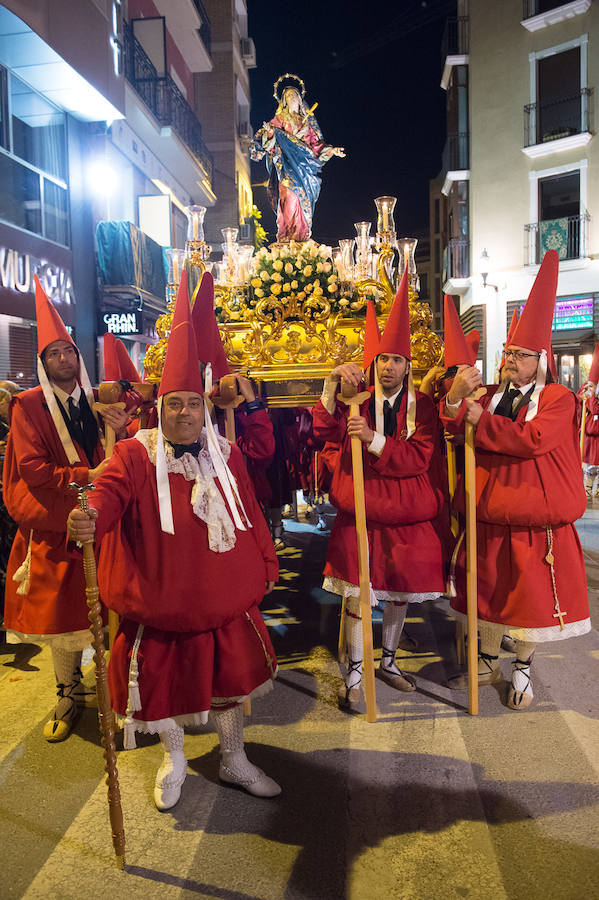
left=525, top=164, right=588, bottom=264
left=0, top=66, right=69, bottom=246
left=539, top=171, right=579, bottom=220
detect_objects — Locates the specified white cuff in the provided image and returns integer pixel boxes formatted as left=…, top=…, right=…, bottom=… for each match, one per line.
left=321, top=379, right=338, bottom=415
left=445, top=395, right=462, bottom=408
left=367, top=431, right=386, bottom=457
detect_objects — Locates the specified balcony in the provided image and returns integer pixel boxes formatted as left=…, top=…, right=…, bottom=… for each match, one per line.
left=441, top=133, right=469, bottom=194
left=524, top=213, right=590, bottom=266
left=524, top=89, right=593, bottom=156
left=441, top=16, right=468, bottom=89
left=446, top=238, right=470, bottom=280
left=522, top=0, right=591, bottom=31
left=441, top=17, right=469, bottom=58
left=191, top=0, right=211, bottom=54
left=123, top=23, right=213, bottom=184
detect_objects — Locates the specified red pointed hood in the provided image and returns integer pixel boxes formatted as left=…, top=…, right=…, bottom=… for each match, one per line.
left=466, top=329, right=480, bottom=364
left=103, top=333, right=120, bottom=380
left=506, top=308, right=519, bottom=347
left=443, top=294, right=472, bottom=366
left=363, top=299, right=382, bottom=370
left=191, top=271, right=231, bottom=381
left=589, top=343, right=599, bottom=384
left=509, top=250, right=559, bottom=354
left=34, top=274, right=74, bottom=356
left=159, top=270, right=204, bottom=397
left=115, top=338, right=141, bottom=383
left=377, top=266, right=411, bottom=359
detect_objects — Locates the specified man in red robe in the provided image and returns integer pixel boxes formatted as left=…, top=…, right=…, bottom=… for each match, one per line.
left=442, top=250, right=590, bottom=709
left=3, top=277, right=126, bottom=741
left=68, top=273, right=280, bottom=811
left=580, top=343, right=599, bottom=499
left=313, top=269, right=445, bottom=710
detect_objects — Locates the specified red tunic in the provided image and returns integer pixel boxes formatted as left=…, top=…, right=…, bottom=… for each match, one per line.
left=441, top=384, right=589, bottom=637
left=313, top=389, right=445, bottom=593
left=3, top=387, right=104, bottom=637
left=89, top=435, right=278, bottom=722
left=582, top=394, right=599, bottom=466
left=234, top=407, right=275, bottom=505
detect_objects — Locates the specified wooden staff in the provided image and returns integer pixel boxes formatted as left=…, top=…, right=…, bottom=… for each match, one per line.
left=68, top=482, right=125, bottom=867
left=211, top=374, right=251, bottom=716
left=580, top=396, right=587, bottom=458
left=446, top=440, right=459, bottom=539
left=338, top=382, right=377, bottom=723
left=464, top=387, right=485, bottom=717
left=92, top=382, right=127, bottom=649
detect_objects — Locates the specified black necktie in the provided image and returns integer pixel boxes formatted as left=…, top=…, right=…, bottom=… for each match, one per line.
left=383, top=399, right=396, bottom=437
left=495, top=388, right=521, bottom=420
left=68, top=396, right=81, bottom=428
left=169, top=440, right=203, bottom=459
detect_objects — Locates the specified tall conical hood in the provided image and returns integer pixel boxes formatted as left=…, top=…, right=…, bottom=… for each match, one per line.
left=159, top=270, right=204, bottom=397
left=115, top=339, right=141, bottom=383
left=506, top=308, right=519, bottom=347
left=34, top=274, right=74, bottom=355
left=443, top=294, right=471, bottom=366
left=509, top=250, right=559, bottom=354
left=589, top=343, right=599, bottom=384
left=363, top=299, right=381, bottom=370
left=377, top=266, right=411, bottom=359
left=191, top=271, right=230, bottom=381
left=103, top=332, right=120, bottom=380
left=466, top=329, right=480, bottom=364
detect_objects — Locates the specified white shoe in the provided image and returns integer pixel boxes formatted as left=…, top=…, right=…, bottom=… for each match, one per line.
left=154, top=751, right=187, bottom=811
left=219, top=753, right=281, bottom=797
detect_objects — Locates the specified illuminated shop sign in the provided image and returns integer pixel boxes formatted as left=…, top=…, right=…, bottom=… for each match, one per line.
left=0, top=247, right=74, bottom=304
left=552, top=296, right=593, bottom=331
left=101, top=311, right=142, bottom=335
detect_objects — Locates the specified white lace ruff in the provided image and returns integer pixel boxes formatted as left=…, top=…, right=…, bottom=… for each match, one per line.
left=136, top=427, right=243, bottom=553
left=451, top=610, right=592, bottom=644
left=115, top=677, right=275, bottom=738
left=323, top=576, right=440, bottom=607
left=5, top=628, right=93, bottom=651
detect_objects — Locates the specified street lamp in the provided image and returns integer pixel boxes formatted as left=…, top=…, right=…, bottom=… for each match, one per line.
left=480, top=247, right=498, bottom=292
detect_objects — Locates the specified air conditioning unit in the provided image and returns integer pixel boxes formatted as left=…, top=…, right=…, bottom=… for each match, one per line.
left=239, top=224, right=252, bottom=242
left=240, top=37, right=256, bottom=68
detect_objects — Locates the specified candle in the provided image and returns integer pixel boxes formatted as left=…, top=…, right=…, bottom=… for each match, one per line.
left=382, top=203, right=389, bottom=232
left=404, top=244, right=409, bottom=273
left=192, top=215, right=198, bottom=240
left=172, top=255, right=179, bottom=284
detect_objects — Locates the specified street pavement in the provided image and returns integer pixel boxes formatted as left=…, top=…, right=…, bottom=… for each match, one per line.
left=1, top=504, right=599, bottom=900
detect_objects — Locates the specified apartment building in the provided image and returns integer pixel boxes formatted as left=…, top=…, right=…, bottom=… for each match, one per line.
left=0, top=0, right=248, bottom=383
left=440, top=0, right=598, bottom=386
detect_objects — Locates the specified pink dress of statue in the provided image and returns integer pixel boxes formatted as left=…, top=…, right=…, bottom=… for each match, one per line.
left=250, top=85, right=345, bottom=242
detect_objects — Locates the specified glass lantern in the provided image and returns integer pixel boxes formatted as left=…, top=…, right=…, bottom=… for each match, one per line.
left=186, top=205, right=206, bottom=243
left=398, top=237, right=418, bottom=278
left=374, top=196, right=397, bottom=244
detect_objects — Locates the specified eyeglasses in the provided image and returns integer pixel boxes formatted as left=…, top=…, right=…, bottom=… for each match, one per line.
left=504, top=350, right=540, bottom=362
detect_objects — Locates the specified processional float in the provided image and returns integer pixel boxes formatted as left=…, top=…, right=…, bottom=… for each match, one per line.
left=142, top=74, right=481, bottom=723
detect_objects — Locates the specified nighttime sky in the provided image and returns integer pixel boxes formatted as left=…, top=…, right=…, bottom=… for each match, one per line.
left=247, top=0, right=450, bottom=247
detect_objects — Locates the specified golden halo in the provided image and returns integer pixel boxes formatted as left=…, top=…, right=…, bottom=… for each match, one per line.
left=273, top=73, right=306, bottom=101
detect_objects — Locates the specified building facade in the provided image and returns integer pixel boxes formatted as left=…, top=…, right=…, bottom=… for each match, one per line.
left=440, top=0, right=598, bottom=386
left=0, top=0, right=250, bottom=385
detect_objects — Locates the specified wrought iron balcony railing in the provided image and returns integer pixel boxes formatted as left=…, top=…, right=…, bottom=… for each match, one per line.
left=524, top=213, right=590, bottom=265
left=445, top=238, right=470, bottom=280
left=441, top=16, right=469, bottom=59
left=123, top=23, right=213, bottom=183
left=524, top=89, right=593, bottom=147
left=442, top=132, right=470, bottom=172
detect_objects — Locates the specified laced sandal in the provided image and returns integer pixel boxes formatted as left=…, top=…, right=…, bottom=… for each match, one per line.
left=448, top=651, right=502, bottom=690
left=337, top=659, right=362, bottom=710
left=219, top=761, right=281, bottom=797
left=507, top=658, right=534, bottom=710
left=376, top=647, right=416, bottom=692
left=500, top=634, right=517, bottom=655
left=396, top=629, right=419, bottom=652
left=43, top=683, right=81, bottom=742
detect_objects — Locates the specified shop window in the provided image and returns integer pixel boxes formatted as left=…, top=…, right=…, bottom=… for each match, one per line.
left=43, top=180, right=69, bottom=247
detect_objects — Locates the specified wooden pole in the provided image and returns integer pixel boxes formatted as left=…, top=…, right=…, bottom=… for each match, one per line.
left=464, top=420, right=478, bottom=716
left=69, top=482, right=126, bottom=867
left=339, top=385, right=377, bottom=723
left=446, top=440, right=459, bottom=539
left=580, top=397, right=587, bottom=459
